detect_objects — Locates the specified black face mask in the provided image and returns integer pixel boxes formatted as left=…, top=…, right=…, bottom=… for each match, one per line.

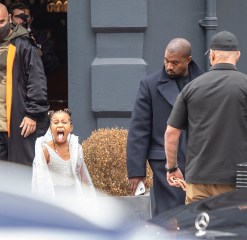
left=0, top=22, right=10, bottom=41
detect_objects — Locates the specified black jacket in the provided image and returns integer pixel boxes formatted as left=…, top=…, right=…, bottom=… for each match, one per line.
left=7, top=36, right=49, bottom=165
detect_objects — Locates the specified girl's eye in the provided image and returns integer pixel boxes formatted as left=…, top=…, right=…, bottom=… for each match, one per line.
left=51, top=120, right=69, bottom=124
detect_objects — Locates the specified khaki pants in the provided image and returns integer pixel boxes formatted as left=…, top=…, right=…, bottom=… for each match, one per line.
left=185, top=183, right=235, bottom=205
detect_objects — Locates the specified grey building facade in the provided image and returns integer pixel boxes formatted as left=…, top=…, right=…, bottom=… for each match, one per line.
left=68, top=0, right=247, bottom=141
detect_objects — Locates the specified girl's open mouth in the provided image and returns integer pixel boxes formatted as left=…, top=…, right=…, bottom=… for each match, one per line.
left=57, top=130, right=64, bottom=141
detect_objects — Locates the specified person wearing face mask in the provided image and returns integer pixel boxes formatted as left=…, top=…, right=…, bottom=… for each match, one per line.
left=126, top=38, right=204, bottom=216
left=0, top=3, right=49, bottom=165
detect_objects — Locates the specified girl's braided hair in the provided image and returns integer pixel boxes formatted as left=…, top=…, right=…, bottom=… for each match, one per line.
left=48, top=108, right=72, bottom=121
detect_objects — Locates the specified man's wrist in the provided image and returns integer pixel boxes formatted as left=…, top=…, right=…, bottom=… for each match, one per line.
left=165, top=163, right=178, bottom=173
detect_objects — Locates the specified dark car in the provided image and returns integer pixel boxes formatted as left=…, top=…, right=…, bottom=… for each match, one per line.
left=150, top=189, right=247, bottom=239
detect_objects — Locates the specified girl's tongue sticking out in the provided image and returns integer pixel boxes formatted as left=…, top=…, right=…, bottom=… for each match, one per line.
left=57, top=133, right=64, bottom=142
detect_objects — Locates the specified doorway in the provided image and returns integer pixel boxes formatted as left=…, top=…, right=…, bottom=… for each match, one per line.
left=3, top=0, right=68, bottom=111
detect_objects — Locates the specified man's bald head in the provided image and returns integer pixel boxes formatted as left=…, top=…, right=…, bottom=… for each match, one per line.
left=164, top=38, right=192, bottom=77
left=166, top=38, right=192, bottom=58
left=0, top=3, right=11, bottom=42
left=0, top=3, right=9, bottom=17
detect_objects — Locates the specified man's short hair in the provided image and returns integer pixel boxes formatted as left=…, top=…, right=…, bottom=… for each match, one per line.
left=9, top=1, right=30, bottom=14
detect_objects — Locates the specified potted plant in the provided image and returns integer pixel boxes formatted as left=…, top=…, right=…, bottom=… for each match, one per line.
left=82, top=128, right=153, bottom=220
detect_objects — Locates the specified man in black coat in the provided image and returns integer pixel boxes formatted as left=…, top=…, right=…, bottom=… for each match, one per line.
left=127, top=38, right=204, bottom=216
left=0, top=3, right=49, bottom=165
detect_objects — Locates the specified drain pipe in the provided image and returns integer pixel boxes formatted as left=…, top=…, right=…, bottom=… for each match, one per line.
left=199, top=0, right=218, bottom=70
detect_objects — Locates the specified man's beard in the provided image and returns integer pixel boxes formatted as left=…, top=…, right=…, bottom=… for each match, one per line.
left=166, top=70, right=180, bottom=79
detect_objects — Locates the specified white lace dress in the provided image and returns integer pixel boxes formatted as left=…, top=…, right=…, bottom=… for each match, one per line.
left=44, top=144, right=76, bottom=195
left=32, top=130, right=95, bottom=201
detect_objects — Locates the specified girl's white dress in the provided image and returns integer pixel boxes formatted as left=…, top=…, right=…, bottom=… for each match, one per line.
left=32, top=130, right=95, bottom=201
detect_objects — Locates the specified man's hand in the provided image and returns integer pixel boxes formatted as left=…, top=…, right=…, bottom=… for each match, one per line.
left=166, top=168, right=184, bottom=187
left=20, top=116, right=36, bottom=137
left=129, top=177, right=145, bottom=195
left=170, top=176, right=186, bottom=191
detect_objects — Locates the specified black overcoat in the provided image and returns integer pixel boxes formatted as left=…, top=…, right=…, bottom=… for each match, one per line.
left=127, top=60, right=204, bottom=177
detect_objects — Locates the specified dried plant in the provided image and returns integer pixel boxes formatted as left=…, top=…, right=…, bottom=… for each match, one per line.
left=82, top=128, right=153, bottom=196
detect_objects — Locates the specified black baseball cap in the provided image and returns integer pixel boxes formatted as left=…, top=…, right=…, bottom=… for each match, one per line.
left=205, top=30, right=239, bottom=55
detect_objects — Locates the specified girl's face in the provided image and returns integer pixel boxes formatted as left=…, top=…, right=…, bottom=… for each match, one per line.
left=50, top=112, right=73, bottom=143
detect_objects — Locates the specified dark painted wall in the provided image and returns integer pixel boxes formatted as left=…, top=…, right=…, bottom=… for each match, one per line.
left=216, top=0, right=247, bottom=73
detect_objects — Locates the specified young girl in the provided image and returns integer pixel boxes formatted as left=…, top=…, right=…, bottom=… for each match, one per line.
left=32, top=109, right=95, bottom=201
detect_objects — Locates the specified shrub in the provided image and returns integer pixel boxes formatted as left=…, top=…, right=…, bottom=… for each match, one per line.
left=82, top=128, right=153, bottom=196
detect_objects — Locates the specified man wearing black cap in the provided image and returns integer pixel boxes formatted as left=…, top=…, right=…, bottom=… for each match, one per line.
left=164, top=30, right=247, bottom=204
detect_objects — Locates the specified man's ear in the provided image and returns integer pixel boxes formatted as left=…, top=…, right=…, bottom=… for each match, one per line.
left=9, top=14, right=12, bottom=23
left=29, top=16, right=33, bottom=24
left=187, top=55, right=192, bottom=64
left=70, top=124, right=73, bottom=132
left=236, top=51, right=241, bottom=62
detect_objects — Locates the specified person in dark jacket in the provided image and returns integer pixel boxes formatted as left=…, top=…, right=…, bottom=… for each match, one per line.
left=0, top=3, right=49, bottom=165
left=9, top=1, right=59, bottom=74
left=126, top=38, right=204, bottom=216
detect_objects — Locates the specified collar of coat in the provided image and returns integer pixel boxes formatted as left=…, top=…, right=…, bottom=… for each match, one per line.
left=157, top=60, right=204, bottom=106
left=159, top=60, right=204, bottom=83
left=209, top=63, right=237, bottom=71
